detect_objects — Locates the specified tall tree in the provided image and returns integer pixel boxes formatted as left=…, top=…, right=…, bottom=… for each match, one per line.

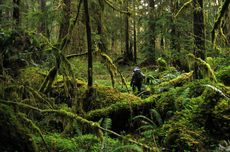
left=170, top=0, right=181, bottom=68
left=193, top=0, right=206, bottom=79
left=59, top=0, right=71, bottom=42
left=0, top=0, right=2, bottom=22
left=124, top=0, right=133, bottom=62
left=133, top=0, right=137, bottom=63
left=96, top=0, right=107, bottom=52
left=13, top=0, right=20, bottom=26
left=148, top=0, right=156, bottom=63
left=84, top=0, right=93, bottom=88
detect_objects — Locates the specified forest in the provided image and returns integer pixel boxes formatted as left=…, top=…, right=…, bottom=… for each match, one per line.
left=0, top=0, right=229, bottom=151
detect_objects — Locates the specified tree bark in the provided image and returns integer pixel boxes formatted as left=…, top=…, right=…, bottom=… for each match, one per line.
left=148, top=0, right=156, bottom=63
left=97, top=0, right=107, bottom=52
left=170, top=0, right=181, bottom=69
left=124, top=0, right=133, bottom=62
left=84, top=0, right=93, bottom=88
left=59, top=0, right=71, bottom=41
left=193, top=0, right=206, bottom=79
left=13, top=0, right=20, bottom=26
left=133, top=0, right=137, bottom=64
left=0, top=0, right=2, bottom=22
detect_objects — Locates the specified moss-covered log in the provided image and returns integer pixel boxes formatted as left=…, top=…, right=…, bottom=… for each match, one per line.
left=86, top=94, right=159, bottom=131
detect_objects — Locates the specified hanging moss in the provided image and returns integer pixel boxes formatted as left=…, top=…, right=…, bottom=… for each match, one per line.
left=0, top=104, right=37, bottom=152
left=187, top=54, right=217, bottom=82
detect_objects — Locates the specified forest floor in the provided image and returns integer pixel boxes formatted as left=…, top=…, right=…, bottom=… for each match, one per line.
left=1, top=52, right=230, bottom=152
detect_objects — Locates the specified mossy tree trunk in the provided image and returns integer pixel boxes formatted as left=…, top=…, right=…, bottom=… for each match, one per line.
left=124, top=0, right=133, bottom=62
left=84, top=0, right=93, bottom=88
left=193, top=0, right=206, bottom=79
left=59, top=0, right=71, bottom=43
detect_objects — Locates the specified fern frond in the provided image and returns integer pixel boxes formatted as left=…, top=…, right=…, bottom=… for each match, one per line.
left=149, top=109, right=163, bottom=125
left=203, top=84, right=229, bottom=99
left=133, top=115, right=155, bottom=126
left=102, top=117, right=112, bottom=130
left=137, top=124, right=155, bottom=132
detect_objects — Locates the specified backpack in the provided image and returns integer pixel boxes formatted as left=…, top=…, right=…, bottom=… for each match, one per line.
left=132, top=70, right=144, bottom=84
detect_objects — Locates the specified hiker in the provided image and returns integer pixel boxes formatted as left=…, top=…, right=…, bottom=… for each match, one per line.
left=130, top=67, right=145, bottom=93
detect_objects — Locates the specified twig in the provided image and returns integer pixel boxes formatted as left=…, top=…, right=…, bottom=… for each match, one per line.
left=174, top=0, right=192, bottom=18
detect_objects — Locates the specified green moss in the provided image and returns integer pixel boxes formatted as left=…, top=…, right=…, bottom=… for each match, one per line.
left=18, top=66, right=46, bottom=89
left=0, top=104, right=36, bottom=152
left=216, top=66, right=230, bottom=86
left=78, top=85, right=142, bottom=113
left=34, top=133, right=77, bottom=152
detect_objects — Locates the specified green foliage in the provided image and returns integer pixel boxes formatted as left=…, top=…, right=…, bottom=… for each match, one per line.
left=34, top=133, right=78, bottom=152
left=216, top=66, right=230, bottom=86
left=157, top=57, right=167, bottom=71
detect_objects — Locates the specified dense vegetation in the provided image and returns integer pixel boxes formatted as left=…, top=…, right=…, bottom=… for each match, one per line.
left=0, top=0, right=229, bottom=151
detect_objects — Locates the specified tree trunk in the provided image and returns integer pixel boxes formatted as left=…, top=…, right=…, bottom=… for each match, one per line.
left=97, top=0, right=107, bottom=52
left=133, top=0, right=137, bottom=64
left=59, top=0, right=71, bottom=42
left=124, top=0, right=133, bottom=62
left=170, top=0, right=181, bottom=69
left=84, top=0, right=93, bottom=88
left=0, top=0, right=2, bottom=22
left=39, top=0, right=49, bottom=36
left=193, top=0, right=206, bottom=79
left=148, top=0, right=156, bottom=63
left=13, top=0, right=20, bottom=27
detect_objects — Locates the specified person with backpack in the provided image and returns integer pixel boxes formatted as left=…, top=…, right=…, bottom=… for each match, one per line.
left=130, top=67, right=145, bottom=93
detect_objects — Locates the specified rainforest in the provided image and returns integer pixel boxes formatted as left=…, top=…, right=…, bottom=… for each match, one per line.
left=0, top=0, right=229, bottom=151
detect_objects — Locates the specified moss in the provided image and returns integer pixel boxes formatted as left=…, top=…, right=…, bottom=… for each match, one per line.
left=163, top=124, right=205, bottom=151
left=157, top=71, right=193, bottom=89
left=87, top=85, right=141, bottom=110
left=216, top=66, right=230, bottom=86
left=0, top=104, right=36, bottom=152
left=34, top=133, right=78, bottom=152
left=18, top=66, right=46, bottom=89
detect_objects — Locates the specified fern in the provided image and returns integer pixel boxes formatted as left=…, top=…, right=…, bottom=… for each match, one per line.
left=150, top=109, right=163, bottom=126
left=203, top=84, right=229, bottom=99
left=100, top=118, right=112, bottom=152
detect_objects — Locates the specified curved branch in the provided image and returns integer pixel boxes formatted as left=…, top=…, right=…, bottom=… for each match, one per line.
left=174, top=0, right=192, bottom=18
left=104, top=0, right=130, bottom=15
left=211, top=0, right=230, bottom=43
